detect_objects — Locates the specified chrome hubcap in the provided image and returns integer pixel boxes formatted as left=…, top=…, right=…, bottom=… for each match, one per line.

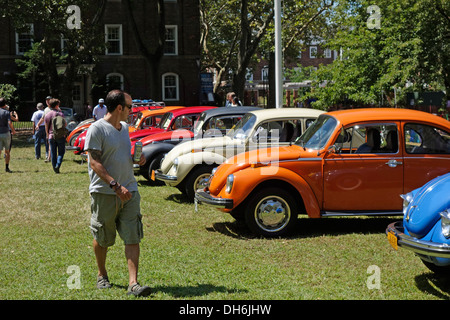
left=194, top=173, right=211, bottom=191
left=254, top=196, right=290, bottom=232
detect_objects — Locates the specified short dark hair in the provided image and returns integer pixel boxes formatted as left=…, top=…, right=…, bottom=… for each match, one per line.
left=0, top=98, right=7, bottom=108
left=105, top=90, right=129, bottom=113
left=49, top=98, right=60, bottom=109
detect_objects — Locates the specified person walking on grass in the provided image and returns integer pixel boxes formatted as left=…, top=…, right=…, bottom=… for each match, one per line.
left=84, top=89, right=150, bottom=297
left=44, top=98, right=66, bottom=173
left=31, top=102, right=46, bottom=159
left=0, top=98, right=16, bottom=173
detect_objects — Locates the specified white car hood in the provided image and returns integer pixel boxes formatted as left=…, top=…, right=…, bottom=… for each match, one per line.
left=160, top=136, right=242, bottom=172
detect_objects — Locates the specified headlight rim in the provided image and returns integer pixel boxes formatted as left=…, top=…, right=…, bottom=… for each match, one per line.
left=440, top=208, right=450, bottom=238
left=225, top=174, right=234, bottom=193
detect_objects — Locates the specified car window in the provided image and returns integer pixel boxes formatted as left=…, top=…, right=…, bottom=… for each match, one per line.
left=171, top=114, right=199, bottom=130
left=251, top=119, right=298, bottom=143
left=336, top=123, right=398, bottom=154
left=228, top=113, right=256, bottom=140
left=405, top=123, right=450, bottom=154
left=296, top=115, right=337, bottom=150
left=203, top=115, right=243, bottom=137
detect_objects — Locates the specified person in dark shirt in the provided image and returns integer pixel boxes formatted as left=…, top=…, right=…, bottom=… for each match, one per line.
left=0, top=98, right=16, bottom=172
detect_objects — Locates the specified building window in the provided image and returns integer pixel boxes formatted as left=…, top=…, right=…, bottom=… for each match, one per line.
left=164, top=26, right=178, bottom=55
left=261, top=66, right=269, bottom=81
left=309, top=46, right=317, bottom=59
left=324, top=48, right=332, bottom=58
left=106, top=73, right=124, bottom=90
left=105, top=24, right=123, bottom=55
left=15, top=24, right=34, bottom=55
left=162, top=73, right=179, bottom=101
left=72, top=84, right=81, bottom=102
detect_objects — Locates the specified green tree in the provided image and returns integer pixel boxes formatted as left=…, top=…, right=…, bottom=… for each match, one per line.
left=1, top=0, right=106, bottom=107
left=309, top=0, right=450, bottom=109
left=200, top=0, right=334, bottom=103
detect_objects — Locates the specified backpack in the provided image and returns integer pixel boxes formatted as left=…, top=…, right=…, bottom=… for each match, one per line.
left=52, top=114, right=69, bottom=139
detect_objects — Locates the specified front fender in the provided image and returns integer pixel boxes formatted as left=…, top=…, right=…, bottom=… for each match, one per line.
left=142, top=143, right=175, bottom=162
left=176, top=151, right=227, bottom=183
left=226, top=166, right=321, bottom=218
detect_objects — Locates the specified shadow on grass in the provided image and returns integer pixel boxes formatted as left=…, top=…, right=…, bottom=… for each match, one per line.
left=150, top=283, right=246, bottom=298
left=208, top=216, right=400, bottom=240
left=415, top=272, right=450, bottom=300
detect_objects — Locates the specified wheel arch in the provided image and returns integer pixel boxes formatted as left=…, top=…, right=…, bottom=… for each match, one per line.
left=232, top=168, right=321, bottom=219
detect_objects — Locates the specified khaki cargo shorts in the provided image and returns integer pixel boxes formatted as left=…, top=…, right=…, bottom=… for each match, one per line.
left=90, top=191, right=143, bottom=247
left=0, top=132, right=11, bottom=151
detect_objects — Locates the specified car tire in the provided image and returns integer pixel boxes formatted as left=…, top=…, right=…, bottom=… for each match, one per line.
left=184, top=165, right=216, bottom=202
left=421, top=259, right=450, bottom=275
left=142, top=154, right=165, bottom=185
left=245, top=187, right=298, bottom=237
left=69, top=133, right=80, bottom=146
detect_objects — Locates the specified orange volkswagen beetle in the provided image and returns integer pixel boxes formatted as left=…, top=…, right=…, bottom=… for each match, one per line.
left=195, top=108, right=450, bottom=237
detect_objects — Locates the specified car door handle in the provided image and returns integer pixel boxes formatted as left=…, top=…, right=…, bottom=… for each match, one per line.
left=385, top=159, right=403, bottom=167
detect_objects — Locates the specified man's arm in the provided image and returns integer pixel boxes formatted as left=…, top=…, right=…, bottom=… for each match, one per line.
left=8, top=120, right=16, bottom=135
left=88, top=149, right=132, bottom=201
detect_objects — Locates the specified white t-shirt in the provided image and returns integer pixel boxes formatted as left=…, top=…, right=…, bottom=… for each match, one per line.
left=85, top=119, right=137, bottom=195
left=31, top=110, right=45, bottom=127
left=93, top=104, right=107, bottom=120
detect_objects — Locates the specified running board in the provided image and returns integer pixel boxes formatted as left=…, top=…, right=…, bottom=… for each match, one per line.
left=321, top=211, right=402, bottom=217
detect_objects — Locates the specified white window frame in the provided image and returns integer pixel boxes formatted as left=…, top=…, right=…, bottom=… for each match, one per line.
left=261, top=66, right=269, bottom=81
left=15, top=24, right=34, bottom=55
left=105, top=24, right=123, bottom=55
left=309, top=46, right=317, bottom=59
left=106, top=73, right=124, bottom=90
left=324, top=48, right=332, bottom=58
left=164, top=25, right=178, bottom=56
left=162, top=73, right=179, bottom=101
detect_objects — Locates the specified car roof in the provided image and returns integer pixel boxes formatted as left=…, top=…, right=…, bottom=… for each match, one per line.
left=327, top=108, right=450, bottom=128
left=168, top=106, right=217, bottom=116
left=200, top=106, right=261, bottom=118
left=139, top=106, right=184, bottom=116
left=249, top=107, right=325, bottom=121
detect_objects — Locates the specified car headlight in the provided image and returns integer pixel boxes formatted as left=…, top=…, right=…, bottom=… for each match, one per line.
left=225, top=174, right=234, bottom=193
left=440, top=209, right=450, bottom=238
left=400, top=192, right=414, bottom=215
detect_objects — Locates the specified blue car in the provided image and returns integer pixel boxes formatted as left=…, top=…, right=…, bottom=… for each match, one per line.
left=386, top=173, right=450, bottom=274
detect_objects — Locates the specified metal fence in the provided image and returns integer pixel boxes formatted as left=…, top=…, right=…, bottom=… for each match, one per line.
left=12, top=121, right=34, bottom=131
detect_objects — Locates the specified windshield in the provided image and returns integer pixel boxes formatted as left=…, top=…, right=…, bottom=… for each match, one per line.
left=159, top=112, right=173, bottom=130
left=132, top=112, right=143, bottom=128
left=226, top=113, right=257, bottom=140
left=295, top=115, right=337, bottom=150
left=192, top=112, right=206, bottom=136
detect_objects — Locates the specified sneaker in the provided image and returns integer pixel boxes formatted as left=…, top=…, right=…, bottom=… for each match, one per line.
left=96, top=275, right=112, bottom=289
left=5, top=168, right=12, bottom=173
left=127, top=283, right=151, bottom=297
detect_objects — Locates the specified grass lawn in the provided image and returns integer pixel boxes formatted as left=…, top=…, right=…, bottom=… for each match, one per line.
left=0, top=131, right=449, bottom=301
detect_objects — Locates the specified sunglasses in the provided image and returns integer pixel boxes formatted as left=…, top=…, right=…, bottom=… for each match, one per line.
left=123, top=104, right=132, bottom=110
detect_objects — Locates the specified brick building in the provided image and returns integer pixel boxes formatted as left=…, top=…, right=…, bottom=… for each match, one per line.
left=0, top=0, right=201, bottom=120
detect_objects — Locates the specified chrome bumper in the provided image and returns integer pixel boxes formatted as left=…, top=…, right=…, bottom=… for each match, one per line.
left=65, top=146, right=80, bottom=151
left=154, top=169, right=178, bottom=182
left=194, top=190, right=233, bottom=209
left=386, top=221, right=450, bottom=259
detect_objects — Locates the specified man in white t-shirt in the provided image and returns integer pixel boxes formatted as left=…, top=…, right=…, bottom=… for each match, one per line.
left=31, top=102, right=46, bottom=159
left=93, top=98, right=107, bottom=120
left=85, top=90, right=149, bottom=297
